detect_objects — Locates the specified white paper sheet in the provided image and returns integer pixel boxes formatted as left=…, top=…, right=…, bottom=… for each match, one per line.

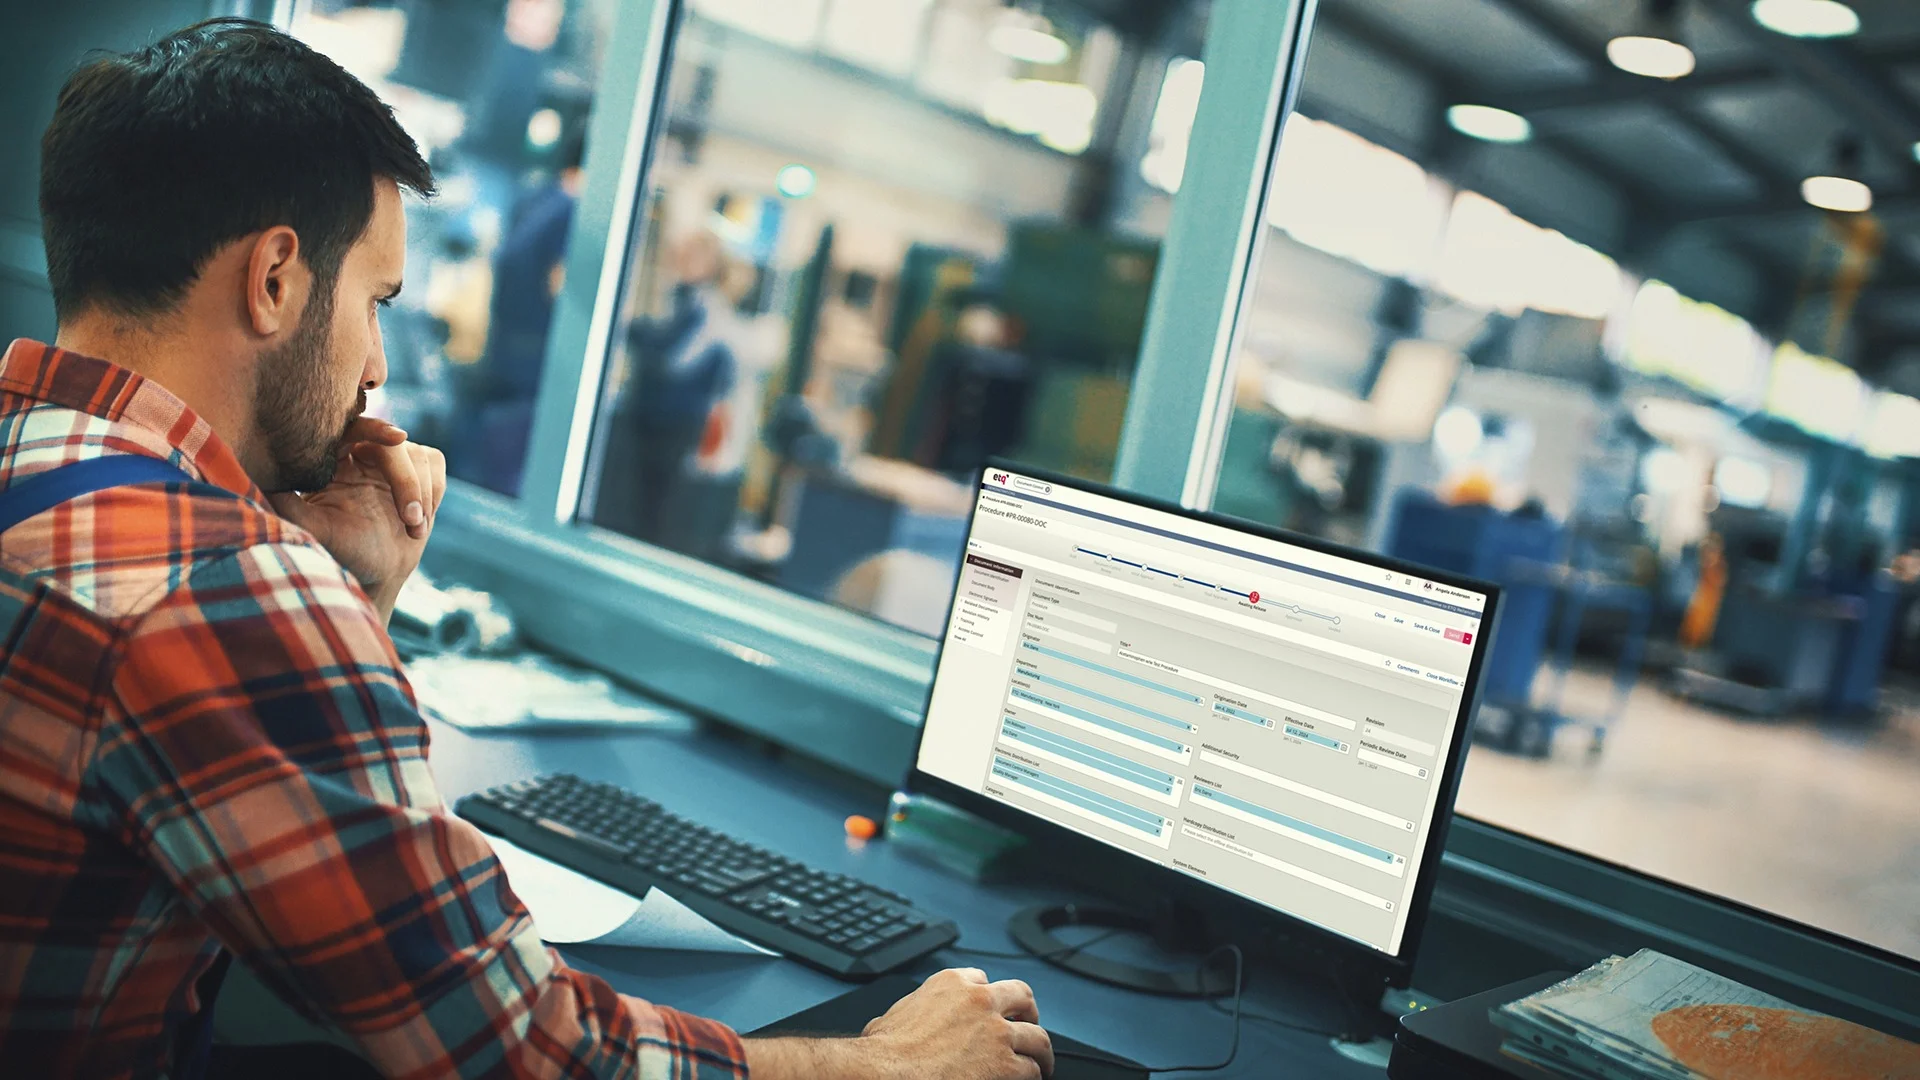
left=489, top=836, right=776, bottom=955
left=410, top=655, right=696, bottom=732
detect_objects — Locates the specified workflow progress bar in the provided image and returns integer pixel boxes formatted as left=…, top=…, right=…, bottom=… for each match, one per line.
left=991, top=755, right=1171, bottom=846
left=999, top=716, right=1182, bottom=804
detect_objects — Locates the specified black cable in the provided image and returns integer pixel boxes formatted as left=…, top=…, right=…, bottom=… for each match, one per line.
left=1202, top=994, right=1343, bottom=1039
left=1318, top=952, right=1378, bottom=1042
left=1050, top=944, right=1246, bottom=1075
left=1202, top=953, right=1370, bottom=1041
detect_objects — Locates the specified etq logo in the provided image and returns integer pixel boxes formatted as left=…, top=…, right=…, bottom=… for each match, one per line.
left=991, top=472, right=1009, bottom=485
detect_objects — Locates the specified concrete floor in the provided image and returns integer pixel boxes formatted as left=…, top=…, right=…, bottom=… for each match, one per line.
left=1452, top=667, right=1920, bottom=962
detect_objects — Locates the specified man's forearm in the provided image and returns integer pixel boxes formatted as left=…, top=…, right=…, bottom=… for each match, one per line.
left=744, top=1037, right=885, bottom=1080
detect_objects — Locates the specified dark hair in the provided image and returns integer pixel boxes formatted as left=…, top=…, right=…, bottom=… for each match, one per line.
left=39, top=18, right=436, bottom=321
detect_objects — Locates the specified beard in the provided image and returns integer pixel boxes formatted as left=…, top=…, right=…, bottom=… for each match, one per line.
left=253, top=289, right=365, bottom=493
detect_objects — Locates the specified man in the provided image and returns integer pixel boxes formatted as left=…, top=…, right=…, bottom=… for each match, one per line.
left=0, top=19, right=1052, bottom=1080
left=600, top=230, right=741, bottom=553
left=462, top=128, right=588, bottom=497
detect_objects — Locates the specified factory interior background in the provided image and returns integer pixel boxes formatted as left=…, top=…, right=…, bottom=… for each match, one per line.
left=289, top=0, right=1920, bottom=962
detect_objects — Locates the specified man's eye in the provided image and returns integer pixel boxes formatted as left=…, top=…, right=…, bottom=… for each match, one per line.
left=377, top=297, right=395, bottom=309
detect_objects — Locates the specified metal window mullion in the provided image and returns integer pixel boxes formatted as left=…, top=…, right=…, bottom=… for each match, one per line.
left=1112, top=0, right=1320, bottom=509
left=215, top=0, right=299, bottom=23
left=520, top=0, right=679, bottom=524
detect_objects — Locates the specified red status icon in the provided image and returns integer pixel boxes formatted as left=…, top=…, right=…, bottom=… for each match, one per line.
left=1248, top=590, right=1261, bottom=604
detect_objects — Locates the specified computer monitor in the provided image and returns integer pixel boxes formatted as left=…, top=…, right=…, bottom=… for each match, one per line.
left=907, top=465, right=1499, bottom=985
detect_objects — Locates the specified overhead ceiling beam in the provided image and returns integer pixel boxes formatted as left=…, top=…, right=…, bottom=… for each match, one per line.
left=1689, top=0, right=1920, bottom=178
left=1322, top=3, right=1798, bottom=237
left=1465, top=0, right=1920, bottom=316
left=1479, top=0, right=1800, bottom=192
left=1490, top=65, right=1769, bottom=114
left=1510, top=93, right=1787, bottom=202
left=1488, top=39, right=1920, bottom=115
left=1673, top=189, right=1920, bottom=227
left=1313, top=0, right=1920, bottom=353
left=1311, top=7, right=1660, bottom=227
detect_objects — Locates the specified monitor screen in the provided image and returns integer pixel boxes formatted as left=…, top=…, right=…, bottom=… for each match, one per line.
left=915, top=468, right=1491, bottom=956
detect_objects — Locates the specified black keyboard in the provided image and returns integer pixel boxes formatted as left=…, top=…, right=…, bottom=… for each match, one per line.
left=455, top=773, right=959, bottom=978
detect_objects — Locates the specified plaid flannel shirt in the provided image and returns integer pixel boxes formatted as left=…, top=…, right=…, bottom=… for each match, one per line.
left=0, top=339, right=749, bottom=1079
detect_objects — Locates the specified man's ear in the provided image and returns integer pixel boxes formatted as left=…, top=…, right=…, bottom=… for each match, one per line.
left=245, top=226, right=305, bottom=337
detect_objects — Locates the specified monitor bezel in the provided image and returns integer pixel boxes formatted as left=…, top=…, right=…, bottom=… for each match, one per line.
left=903, top=460, right=1502, bottom=984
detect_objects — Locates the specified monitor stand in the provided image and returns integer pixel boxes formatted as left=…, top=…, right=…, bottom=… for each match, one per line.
left=1007, top=902, right=1236, bottom=998
left=1011, top=899, right=1397, bottom=1066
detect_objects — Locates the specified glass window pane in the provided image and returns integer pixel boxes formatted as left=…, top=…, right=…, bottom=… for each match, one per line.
left=1210, top=0, right=1920, bottom=962
left=292, top=0, right=612, bottom=499
left=580, top=0, right=1212, bottom=638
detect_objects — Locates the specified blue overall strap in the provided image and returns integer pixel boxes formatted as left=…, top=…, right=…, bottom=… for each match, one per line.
left=0, top=455, right=198, bottom=534
left=173, top=950, right=232, bottom=1080
left=0, top=452, right=235, bottom=1078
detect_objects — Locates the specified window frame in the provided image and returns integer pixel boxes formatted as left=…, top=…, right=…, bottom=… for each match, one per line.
left=295, top=0, right=1920, bottom=1022
left=416, top=0, right=1323, bottom=775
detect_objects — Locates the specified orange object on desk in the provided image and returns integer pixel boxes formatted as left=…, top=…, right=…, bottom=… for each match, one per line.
left=844, top=814, right=879, bottom=840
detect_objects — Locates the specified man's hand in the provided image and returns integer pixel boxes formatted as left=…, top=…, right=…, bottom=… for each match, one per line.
left=744, top=968, right=1052, bottom=1080
left=269, top=417, right=446, bottom=622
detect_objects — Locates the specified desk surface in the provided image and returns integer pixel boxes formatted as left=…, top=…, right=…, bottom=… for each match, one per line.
left=426, top=717, right=1383, bottom=1079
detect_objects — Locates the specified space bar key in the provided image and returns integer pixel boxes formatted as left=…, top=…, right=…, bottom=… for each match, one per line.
left=534, top=817, right=631, bottom=860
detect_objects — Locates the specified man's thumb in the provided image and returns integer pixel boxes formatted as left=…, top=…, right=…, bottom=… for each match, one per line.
left=267, top=492, right=311, bottom=524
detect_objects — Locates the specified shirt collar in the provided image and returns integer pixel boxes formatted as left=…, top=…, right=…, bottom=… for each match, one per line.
left=2, top=338, right=263, bottom=501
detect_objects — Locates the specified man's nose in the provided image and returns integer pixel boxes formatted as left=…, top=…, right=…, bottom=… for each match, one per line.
left=363, top=320, right=388, bottom=391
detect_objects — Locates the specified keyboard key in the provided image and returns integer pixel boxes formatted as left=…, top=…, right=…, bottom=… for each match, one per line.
left=690, top=873, right=735, bottom=895
left=714, top=865, right=778, bottom=888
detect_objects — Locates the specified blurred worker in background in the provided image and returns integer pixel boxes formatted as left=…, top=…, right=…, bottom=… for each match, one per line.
left=459, top=127, right=587, bottom=496
left=597, top=230, right=744, bottom=551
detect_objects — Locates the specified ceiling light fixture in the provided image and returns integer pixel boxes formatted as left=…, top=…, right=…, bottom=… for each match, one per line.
left=1446, top=104, right=1532, bottom=144
left=1802, top=136, right=1872, bottom=213
left=989, top=18, right=1070, bottom=65
left=1609, top=0, right=1696, bottom=79
left=775, top=163, right=817, bottom=199
left=1751, top=0, right=1860, bottom=39
left=1802, top=175, right=1872, bottom=212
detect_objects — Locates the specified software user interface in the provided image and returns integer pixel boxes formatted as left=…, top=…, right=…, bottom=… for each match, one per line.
left=917, top=470, right=1487, bottom=954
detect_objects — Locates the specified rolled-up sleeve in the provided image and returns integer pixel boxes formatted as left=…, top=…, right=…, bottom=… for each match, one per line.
left=94, top=540, right=748, bottom=1079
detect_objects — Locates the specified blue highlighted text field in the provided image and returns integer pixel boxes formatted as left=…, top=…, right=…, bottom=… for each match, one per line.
left=1007, top=686, right=1189, bottom=761
left=991, top=755, right=1171, bottom=847
left=1000, top=717, right=1182, bottom=804
left=1191, top=785, right=1402, bottom=874
left=1020, top=641, right=1203, bottom=704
